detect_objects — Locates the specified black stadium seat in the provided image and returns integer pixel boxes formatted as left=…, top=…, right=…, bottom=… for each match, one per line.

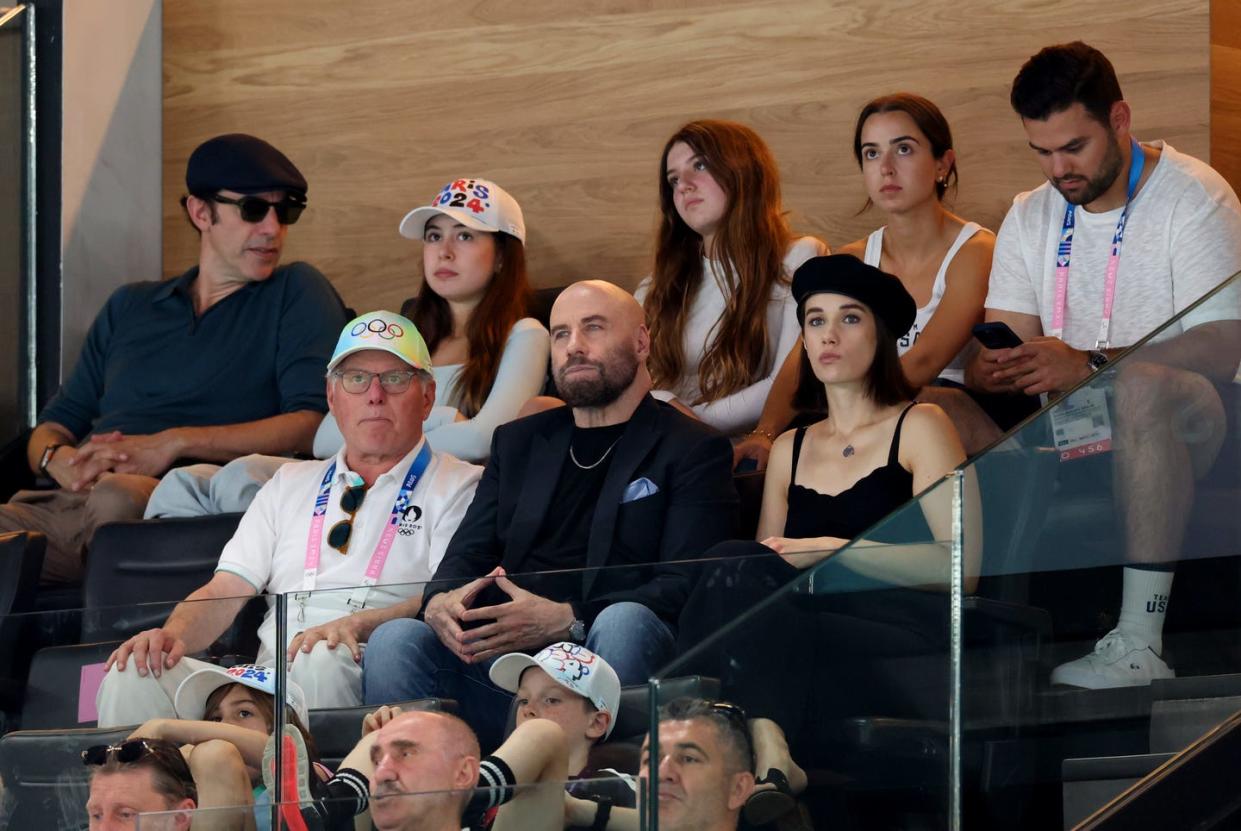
left=0, top=531, right=48, bottom=731
left=0, top=724, right=131, bottom=829
left=81, top=513, right=247, bottom=644
left=20, top=641, right=122, bottom=731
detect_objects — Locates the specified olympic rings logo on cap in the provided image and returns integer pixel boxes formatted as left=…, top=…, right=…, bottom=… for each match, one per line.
left=350, top=319, right=405, bottom=341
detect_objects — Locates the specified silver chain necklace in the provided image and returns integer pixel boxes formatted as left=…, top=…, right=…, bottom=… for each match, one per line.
left=569, top=437, right=622, bottom=470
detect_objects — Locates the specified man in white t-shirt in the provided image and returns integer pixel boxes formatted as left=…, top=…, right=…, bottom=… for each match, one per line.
left=967, top=42, right=1241, bottom=689
left=94, top=311, right=482, bottom=722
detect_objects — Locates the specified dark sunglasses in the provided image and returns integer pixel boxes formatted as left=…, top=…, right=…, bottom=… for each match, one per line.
left=82, top=739, right=194, bottom=780
left=327, top=483, right=368, bottom=554
left=212, top=194, right=306, bottom=225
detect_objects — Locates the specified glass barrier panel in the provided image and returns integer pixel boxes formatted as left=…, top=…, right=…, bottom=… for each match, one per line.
left=649, top=467, right=971, bottom=831
left=957, top=270, right=1241, bottom=829
left=272, top=559, right=794, bottom=816
left=0, top=593, right=267, bottom=829
left=134, top=778, right=646, bottom=830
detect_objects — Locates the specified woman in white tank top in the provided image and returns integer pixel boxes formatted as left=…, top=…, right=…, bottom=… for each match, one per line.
left=737, top=94, right=998, bottom=468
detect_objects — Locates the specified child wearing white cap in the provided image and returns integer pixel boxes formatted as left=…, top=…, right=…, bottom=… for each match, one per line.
left=125, top=663, right=328, bottom=829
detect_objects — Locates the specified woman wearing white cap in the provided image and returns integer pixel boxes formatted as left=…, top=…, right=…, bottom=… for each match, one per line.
left=636, top=119, right=827, bottom=439
left=125, top=663, right=326, bottom=830
left=384, top=177, right=550, bottom=462
left=310, top=178, right=549, bottom=463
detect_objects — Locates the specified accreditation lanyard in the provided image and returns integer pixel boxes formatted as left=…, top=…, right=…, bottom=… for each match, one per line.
left=1051, top=138, right=1146, bottom=349
left=297, top=441, right=432, bottom=617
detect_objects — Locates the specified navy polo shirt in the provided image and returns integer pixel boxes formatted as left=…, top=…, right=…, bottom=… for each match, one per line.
left=39, top=261, right=348, bottom=440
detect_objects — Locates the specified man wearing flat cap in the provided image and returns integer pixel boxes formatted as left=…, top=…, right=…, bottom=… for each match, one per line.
left=1, top=133, right=348, bottom=584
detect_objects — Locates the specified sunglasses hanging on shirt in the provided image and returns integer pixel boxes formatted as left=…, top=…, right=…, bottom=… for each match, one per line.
left=328, top=482, right=368, bottom=554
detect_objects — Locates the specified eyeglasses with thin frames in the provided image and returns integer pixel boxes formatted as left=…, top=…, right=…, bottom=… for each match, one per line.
left=329, top=369, right=420, bottom=395
left=212, top=194, right=306, bottom=225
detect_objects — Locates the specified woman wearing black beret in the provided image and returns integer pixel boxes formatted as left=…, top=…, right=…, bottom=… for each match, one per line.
left=677, top=254, right=977, bottom=824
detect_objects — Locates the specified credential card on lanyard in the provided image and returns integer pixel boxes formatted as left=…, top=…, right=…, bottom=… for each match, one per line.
left=1048, top=139, right=1143, bottom=462
left=299, top=442, right=433, bottom=612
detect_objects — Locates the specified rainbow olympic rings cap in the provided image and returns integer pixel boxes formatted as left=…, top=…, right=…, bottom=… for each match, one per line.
left=327, top=310, right=433, bottom=372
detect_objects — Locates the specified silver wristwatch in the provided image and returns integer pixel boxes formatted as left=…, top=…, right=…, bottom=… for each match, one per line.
left=1086, top=350, right=1110, bottom=372
left=568, top=619, right=586, bottom=643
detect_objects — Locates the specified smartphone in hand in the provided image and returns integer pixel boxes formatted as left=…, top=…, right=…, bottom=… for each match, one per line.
left=972, top=322, right=1024, bottom=350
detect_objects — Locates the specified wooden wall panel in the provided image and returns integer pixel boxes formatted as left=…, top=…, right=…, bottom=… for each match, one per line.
left=1211, top=0, right=1241, bottom=193
left=164, top=0, right=1210, bottom=312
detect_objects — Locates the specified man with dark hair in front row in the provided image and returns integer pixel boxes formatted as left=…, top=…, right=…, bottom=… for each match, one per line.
left=364, top=280, right=738, bottom=748
left=83, top=738, right=198, bottom=831
left=2, top=132, right=346, bottom=584
left=967, top=42, right=1241, bottom=688
left=639, top=698, right=756, bottom=831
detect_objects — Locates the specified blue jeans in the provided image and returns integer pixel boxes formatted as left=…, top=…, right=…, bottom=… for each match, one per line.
left=363, top=601, right=676, bottom=751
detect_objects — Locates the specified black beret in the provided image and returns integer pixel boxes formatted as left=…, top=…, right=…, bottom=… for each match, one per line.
left=185, top=134, right=307, bottom=199
left=791, top=254, right=917, bottom=337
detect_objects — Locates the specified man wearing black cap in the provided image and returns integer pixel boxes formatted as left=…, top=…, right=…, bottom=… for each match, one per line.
left=1, top=133, right=347, bottom=584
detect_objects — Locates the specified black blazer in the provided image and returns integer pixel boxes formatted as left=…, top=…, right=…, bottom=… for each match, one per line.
left=424, top=395, right=738, bottom=625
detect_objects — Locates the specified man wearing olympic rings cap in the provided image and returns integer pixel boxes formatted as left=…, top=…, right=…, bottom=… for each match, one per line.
left=95, top=311, right=482, bottom=723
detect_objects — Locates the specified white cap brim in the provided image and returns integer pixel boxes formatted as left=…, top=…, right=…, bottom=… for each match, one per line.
left=398, top=205, right=499, bottom=240
left=173, top=665, right=310, bottom=726
left=488, top=653, right=542, bottom=694
left=174, top=666, right=241, bottom=721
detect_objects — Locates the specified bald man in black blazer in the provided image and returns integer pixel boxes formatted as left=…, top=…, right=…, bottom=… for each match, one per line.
left=363, top=280, right=737, bottom=748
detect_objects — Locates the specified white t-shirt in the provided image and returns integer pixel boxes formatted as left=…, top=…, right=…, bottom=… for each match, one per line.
left=313, top=318, right=550, bottom=462
left=864, top=222, right=983, bottom=385
left=215, top=438, right=482, bottom=664
left=986, top=141, right=1241, bottom=350
left=635, top=236, right=828, bottom=434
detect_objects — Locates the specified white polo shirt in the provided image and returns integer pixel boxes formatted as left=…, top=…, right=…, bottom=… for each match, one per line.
left=215, top=438, right=482, bottom=663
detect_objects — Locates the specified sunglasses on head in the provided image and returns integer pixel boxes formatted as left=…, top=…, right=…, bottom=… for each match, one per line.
left=212, top=193, right=306, bottom=225
left=328, top=483, right=367, bottom=554
left=82, top=739, right=194, bottom=779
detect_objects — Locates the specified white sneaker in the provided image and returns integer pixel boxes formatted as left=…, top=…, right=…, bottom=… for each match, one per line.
left=1050, top=629, right=1175, bottom=689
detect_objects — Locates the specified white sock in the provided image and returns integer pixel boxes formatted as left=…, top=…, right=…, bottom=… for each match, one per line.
left=1115, top=567, right=1174, bottom=655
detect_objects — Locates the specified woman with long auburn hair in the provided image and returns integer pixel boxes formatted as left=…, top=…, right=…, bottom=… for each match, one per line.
left=636, top=119, right=827, bottom=436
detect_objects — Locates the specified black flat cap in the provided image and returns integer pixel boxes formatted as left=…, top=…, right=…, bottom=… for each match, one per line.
left=185, top=134, right=307, bottom=199
left=792, top=254, right=917, bottom=337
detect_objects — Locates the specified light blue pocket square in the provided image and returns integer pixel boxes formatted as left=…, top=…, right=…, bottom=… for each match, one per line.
left=622, top=477, right=659, bottom=503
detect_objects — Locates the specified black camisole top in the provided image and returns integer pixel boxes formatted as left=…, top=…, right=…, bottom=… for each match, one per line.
left=783, top=404, right=916, bottom=541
